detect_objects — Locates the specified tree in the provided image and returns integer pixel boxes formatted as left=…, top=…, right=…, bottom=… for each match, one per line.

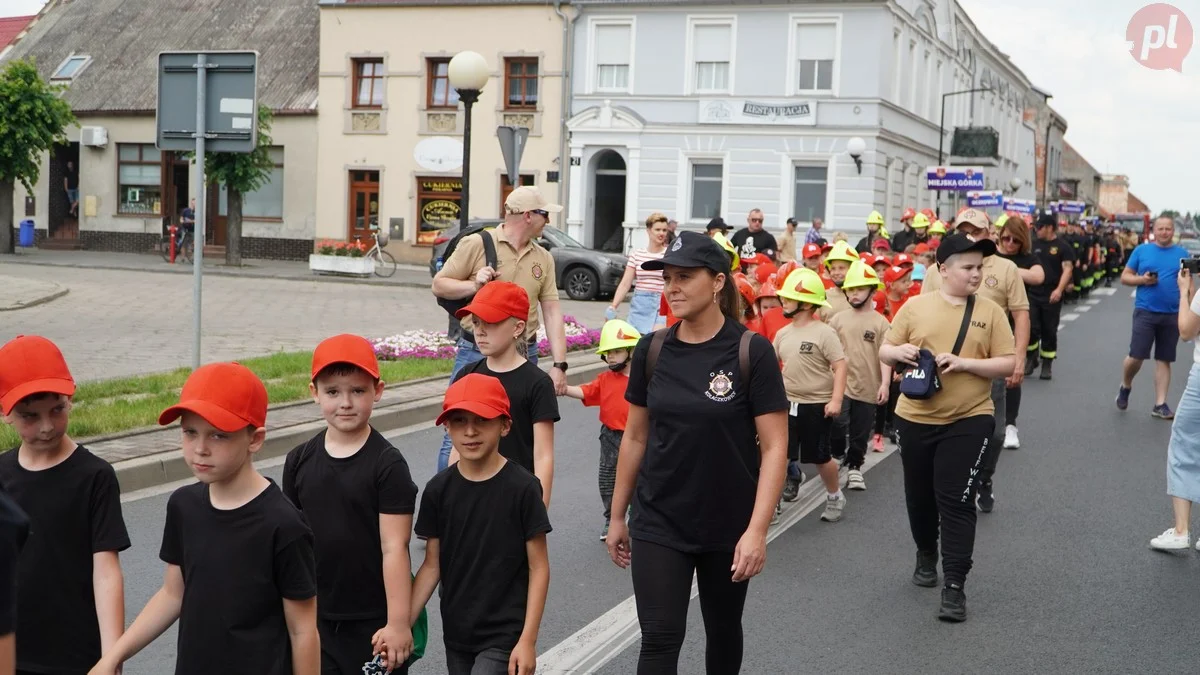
left=0, top=60, right=76, bottom=254
left=200, top=104, right=275, bottom=266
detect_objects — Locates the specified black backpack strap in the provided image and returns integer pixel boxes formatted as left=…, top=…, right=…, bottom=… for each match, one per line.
left=951, top=295, right=975, bottom=356
left=644, top=326, right=671, bottom=383
left=480, top=230, right=497, bottom=271
left=739, top=329, right=754, bottom=387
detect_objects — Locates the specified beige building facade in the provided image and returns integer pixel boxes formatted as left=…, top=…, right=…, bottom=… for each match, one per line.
left=316, top=1, right=570, bottom=264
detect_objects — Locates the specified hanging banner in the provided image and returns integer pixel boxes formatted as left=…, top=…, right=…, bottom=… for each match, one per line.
left=1002, top=197, right=1037, bottom=215
left=1052, top=200, right=1087, bottom=215
left=925, top=166, right=985, bottom=191
left=966, top=190, right=1004, bottom=208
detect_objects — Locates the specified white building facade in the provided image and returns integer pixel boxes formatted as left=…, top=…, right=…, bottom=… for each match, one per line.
left=565, top=0, right=1040, bottom=250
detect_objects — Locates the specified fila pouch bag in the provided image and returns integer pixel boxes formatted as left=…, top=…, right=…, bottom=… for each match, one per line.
left=899, top=295, right=975, bottom=401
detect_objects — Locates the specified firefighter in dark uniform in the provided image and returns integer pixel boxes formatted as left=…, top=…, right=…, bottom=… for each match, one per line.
left=1064, top=221, right=1084, bottom=304
left=1030, top=211, right=1076, bottom=379
left=1103, top=226, right=1123, bottom=287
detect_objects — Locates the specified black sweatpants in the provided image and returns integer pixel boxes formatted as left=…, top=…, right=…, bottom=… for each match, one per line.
left=319, top=617, right=407, bottom=675
left=1028, top=300, right=1062, bottom=360
left=875, top=380, right=901, bottom=435
left=599, top=425, right=622, bottom=522
left=843, top=398, right=877, bottom=470
left=1005, top=385, right=1021, bottom=427
left=631, top=539, right=749, bottom=675
left=896, top=414, right=993, bottom=588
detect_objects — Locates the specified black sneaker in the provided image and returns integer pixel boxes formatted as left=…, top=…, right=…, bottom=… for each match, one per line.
left=938, top=585, right=967, bottom=622
left=1039, top=359, right=1053, bottom=381
left=782, top=473, right=804, bottom=502
left=977, top=481, right=994, bottom=513
left=912, top=550, right=938, bottom=587
left=1024, top=353, right=1038, bottom=377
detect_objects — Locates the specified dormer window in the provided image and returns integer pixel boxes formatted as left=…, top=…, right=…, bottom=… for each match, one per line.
left=51, top=54, right=90, bottom=81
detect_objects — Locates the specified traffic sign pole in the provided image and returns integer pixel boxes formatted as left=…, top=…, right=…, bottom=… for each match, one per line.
left=192, top=53, right=207, bottom=370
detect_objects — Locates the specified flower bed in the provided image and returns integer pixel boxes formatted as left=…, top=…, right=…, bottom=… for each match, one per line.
left=373, top=316, right=601, bottom=361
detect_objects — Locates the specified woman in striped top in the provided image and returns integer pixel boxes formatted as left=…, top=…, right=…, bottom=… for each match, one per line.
left=609, top=213, right=670, bottom=333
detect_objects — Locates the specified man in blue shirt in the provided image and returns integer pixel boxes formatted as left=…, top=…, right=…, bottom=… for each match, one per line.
left=1118, top=216, right=1190, bottom=418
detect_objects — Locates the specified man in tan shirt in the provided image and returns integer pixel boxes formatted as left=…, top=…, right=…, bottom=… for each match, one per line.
left=922, top=208, right=1028, bottom=514
left=777, top=218, right=798, bottom=263
left=432, top=186, right=568, bottom=471
left=880, top=233, right=1016, bottom=623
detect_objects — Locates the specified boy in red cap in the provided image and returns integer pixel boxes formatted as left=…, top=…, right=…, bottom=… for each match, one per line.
left=800, top=243, right=823, bottom=272
left=0, top=336, right=129, bottom=675
left=93, top=363, right=318, bottom=675
left=412, top=374, right=551, bottom=675
left=875, top=265, right=914, bottom=320
left=282, top=334, right=420, bottom=674
left=452, top=281, right=559, bottom=508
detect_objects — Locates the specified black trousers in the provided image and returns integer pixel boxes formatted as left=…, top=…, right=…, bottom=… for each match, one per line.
left=1029, top=300, right=1062, bottom=360
left=875, top=380, right=901, bottom=435
left=843, top=398, right=877, bottom=470
left=319, top=617, right=408, bottom=675
left=599, top=425, right=622, bottom=522
left=1005, top=385, right=1021, bottom=427
left=896, top=415, right=993, bottom=588
left=631, top=539, right=748, bottom=675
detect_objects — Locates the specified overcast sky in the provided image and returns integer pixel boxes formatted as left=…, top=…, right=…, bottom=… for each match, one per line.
left=5, top=0, right=1197, bottom=211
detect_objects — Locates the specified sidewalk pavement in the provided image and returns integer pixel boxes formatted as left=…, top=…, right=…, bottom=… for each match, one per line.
left=3, top=248, right=432, bottom=289
left=100, top=349, right=607, bottom=494
left=0, top=274, right=69, bottom=311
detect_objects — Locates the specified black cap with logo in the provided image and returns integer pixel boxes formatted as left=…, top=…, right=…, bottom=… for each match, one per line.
left=935, top=232, right=998, bottom=265
left=705, top=217, right=729, bottom=233
left=1035, top=209, right=1058, bottom=228
left=642, top=231, right=730, bottom=276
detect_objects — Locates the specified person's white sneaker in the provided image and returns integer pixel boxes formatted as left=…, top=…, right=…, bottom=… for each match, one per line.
left=1150, top=528, right=1190, bottom=551
left=1003, top=425, right=1020, bottom=449
left=846, top=469, right=866, bottom=491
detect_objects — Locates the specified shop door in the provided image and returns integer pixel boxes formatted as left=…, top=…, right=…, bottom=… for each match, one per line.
left=348, top=170, right=381, bottom=242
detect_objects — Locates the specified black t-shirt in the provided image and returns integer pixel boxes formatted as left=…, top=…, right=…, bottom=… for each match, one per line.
left=1033, top=237, right=1076, bottom=296
left=1000, top=252, right=1046, bottom=304
left=0, top=445, right=130, bottom=672
left=624, top=318, right=788, bottom=553
left=283, top=428, right=417, bottom=620
left=454, top=360, right=559, bottom=472
left=161, top=480, right=317, bottom=675
left=730, top=228, right=780, bottom=261
left=0, top=488, right=29, bottom=637
left=65, top=166, right=78, bottom=190
left=414, top=461, right=551, bottom=652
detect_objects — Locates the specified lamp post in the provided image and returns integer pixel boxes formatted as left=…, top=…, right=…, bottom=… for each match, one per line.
left=448, top=51, right=490, bottom=232
left=847, top=136, right=866, bottom=174
left=936, top=87, right=991, bottom=217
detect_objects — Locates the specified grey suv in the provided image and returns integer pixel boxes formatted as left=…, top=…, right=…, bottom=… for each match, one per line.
left=428, top=221, right=626, bottom=301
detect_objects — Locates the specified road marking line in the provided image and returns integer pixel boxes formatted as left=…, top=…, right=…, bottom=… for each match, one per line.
left=1076, top=305, right=1092, bottom=313
left=1086, top=299, right=1102, bottom=305
left=1061, top=313, right=1079, bottom=322
left=1093, top=288, right=1116, bottom=296
left=536, top=446, right=898, bottom=673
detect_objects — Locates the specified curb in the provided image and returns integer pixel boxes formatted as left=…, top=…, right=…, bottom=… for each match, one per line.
left=1, top=255, right=430, bottom=290
left=0, top=285, right=70, bottom=312
left=111, top=360, right=609, bottom=493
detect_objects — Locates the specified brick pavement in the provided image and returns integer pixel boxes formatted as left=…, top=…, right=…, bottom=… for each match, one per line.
left=0, top=274, right=68, bottom=311
left=1, top=265, right=611, bottom=382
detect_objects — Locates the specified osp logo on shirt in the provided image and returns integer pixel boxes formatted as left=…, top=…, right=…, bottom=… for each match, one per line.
left=706, top=370, right=735, bottom=402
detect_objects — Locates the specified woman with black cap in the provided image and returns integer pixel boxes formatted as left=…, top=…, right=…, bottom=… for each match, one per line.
left=606, top=231, right=788, bottom=673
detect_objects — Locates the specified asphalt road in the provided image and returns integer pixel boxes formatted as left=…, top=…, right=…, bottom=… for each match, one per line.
left=114, top=286, right=1200, bottom=674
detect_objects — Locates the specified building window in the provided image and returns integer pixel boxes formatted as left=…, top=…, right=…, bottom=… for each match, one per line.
left=690, top=163, right=723, bottom=220
left=117, top=143, right=162, bottom=215
left=690, top=21, right=732, bottom=93
left=594, top=22, right=632, bottom=92
left=218, top=147, right=284, bottom=219
left=793, top=165, right=828, bottom=223
left=427, top=58, right=460, bottom=108
left=51, top=54, right=90, bottom=81
left=504, top=58, right=539, bottom=110
left=351, top=58, right=384, bottom=109
left=794, top=22, right=836, bottom=92
left=500, top=174, right=537, bottom=216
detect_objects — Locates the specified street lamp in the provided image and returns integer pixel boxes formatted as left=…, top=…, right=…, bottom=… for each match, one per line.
left=847, top=137, right=866, bottom=174
left=449, top=51, right=489, bottom=231
left=1008, top=176, right=1023, bottom=194
left=936, top=87, right=992, bottom=217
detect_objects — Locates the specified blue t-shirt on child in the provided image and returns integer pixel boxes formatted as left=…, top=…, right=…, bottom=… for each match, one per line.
left=1126, top=242, right=1190, bottom=313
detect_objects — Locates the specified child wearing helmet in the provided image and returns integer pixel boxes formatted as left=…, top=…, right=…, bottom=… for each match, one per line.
left=817, top=241, right=859, bottom=320
left=857, top=210, right=889, bottom=254
left=774, top=268, right=849, bottom=522
left=561, top=319, right=642, bottom=541
left=827, top=261, right=894, bottom=490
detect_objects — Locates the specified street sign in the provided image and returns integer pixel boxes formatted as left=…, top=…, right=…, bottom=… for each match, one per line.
left=966, top=190, right=1003, bottom=208
left=497, top=126, right=530, bottom=186
left=1002, top=197, right=1037, bottom=215
left=925, top=165, right=985, bottom=191
left=156, top=51, right=259, bottom=153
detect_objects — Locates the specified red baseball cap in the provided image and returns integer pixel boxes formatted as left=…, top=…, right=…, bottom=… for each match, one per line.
left=801, top=243, right=822, bottom=259
left=0, top=336, right=76, bottom=415
left=311, top=334, right=380, bottom=380
left=436, top=373, right=511, bottom=426
left=884, top=265, right=913, bottom=285
left=743, top=253, right=770, bottom=267
left=913, top=243, right=931, bottom=255
left=893, top=253, right=914, bottom=267
left=872, top=255, right=891, bottom=267
left=159, top=362, right=269, bottom=432
left=873, top=238, right=892, bottom=250
left=455, top=281, right=530, bottom=324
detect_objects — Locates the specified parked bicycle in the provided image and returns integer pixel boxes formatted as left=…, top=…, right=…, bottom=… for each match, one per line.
left=360, top=225, right=397, bottom=278
left=160, top=227, right=194, bottom=264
